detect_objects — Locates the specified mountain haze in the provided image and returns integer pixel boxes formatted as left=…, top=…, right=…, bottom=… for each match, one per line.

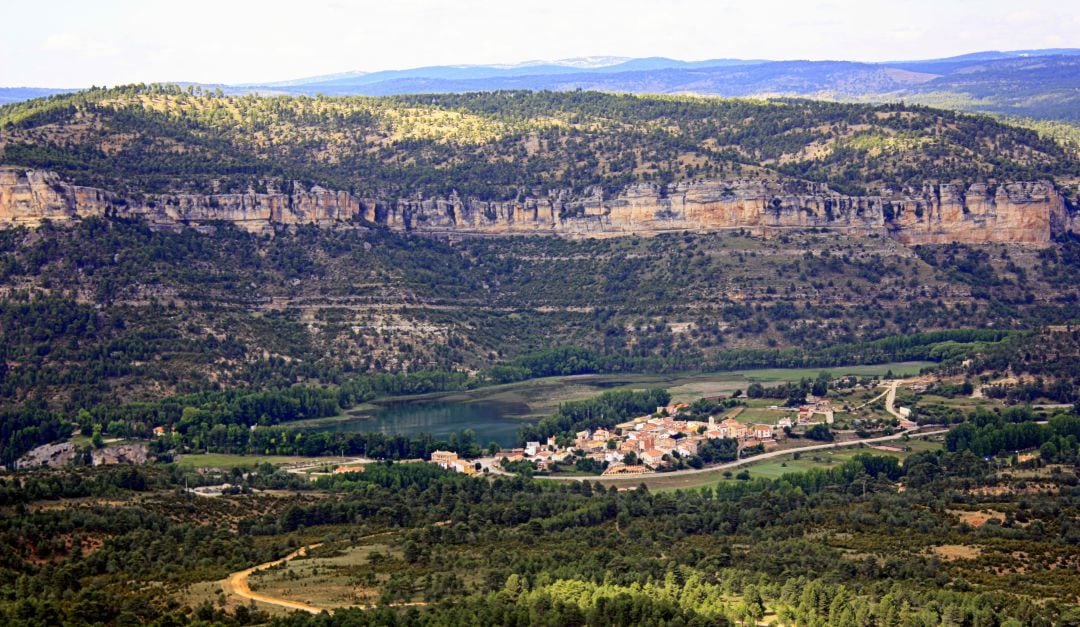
left=243, top=49, right=1080, bottom=123
left=267, top=52, right=1080, bottom=123
left=7, top=49, right=1079, bottom=123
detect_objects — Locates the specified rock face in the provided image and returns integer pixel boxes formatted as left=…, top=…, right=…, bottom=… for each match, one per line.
left=91, top=443, right=148, bottom=466
left=0, top=169, right=113, bottom=225
left=14, top=442, right=77, bottom=470
left=12, top=441, right=149, bottom=469
left=1, top=168, right=1074, bottom=245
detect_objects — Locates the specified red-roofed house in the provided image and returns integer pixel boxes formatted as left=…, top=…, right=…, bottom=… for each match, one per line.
left=721, top=418, right=749, bottom=439
left=641, top=449, right=667, bottom=467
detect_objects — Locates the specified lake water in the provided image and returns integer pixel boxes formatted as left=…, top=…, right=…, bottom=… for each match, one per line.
left=301, top=362, right=933, bottom=448
left=310, top=399, right=530, bottom=447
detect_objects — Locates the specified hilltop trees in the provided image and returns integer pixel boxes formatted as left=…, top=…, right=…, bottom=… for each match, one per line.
left=3, top=87, right=1078, bottom=201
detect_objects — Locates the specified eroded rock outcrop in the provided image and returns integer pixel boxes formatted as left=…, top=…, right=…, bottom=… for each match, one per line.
left=13, top=441, right=149, bottom=469
left=1, top=167, right=1074, bottom=245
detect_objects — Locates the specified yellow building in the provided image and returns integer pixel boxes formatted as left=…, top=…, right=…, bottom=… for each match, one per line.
left=431, top=450, right=459, bottom=466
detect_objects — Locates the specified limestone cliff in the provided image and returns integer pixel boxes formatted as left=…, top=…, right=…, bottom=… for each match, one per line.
left=0, top=168, right=1074, bottom=245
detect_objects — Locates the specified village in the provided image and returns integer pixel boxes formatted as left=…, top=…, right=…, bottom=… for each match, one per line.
left=428, top=398, right=856, bottom=477
left=89, top=378, right=923, bottom=484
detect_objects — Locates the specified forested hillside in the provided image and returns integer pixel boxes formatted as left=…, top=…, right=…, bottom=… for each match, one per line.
left=3, top=220, right=1079, bottom=413
left=1, top=447, right=1078, bottom=625
left=2, top=86, right=1078, bottom=200
left=3, top=85, right=1080, bottom=466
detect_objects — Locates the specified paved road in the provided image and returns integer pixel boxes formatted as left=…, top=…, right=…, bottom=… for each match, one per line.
left=541, top=427, right=950, bottom=483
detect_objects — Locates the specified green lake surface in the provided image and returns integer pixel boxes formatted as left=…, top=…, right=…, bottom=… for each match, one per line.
left=302, top=361, right=933, bottom=447
left=309, top=399, right=531, bottom=447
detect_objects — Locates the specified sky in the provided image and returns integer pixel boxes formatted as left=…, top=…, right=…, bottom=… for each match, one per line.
left=1, top=0, right=1077, bottom=87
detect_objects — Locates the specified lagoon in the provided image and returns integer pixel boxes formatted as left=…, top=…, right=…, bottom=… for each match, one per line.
left=300, top=361, right=933, bottom=447
left=309, top=399, right=530, bottom=447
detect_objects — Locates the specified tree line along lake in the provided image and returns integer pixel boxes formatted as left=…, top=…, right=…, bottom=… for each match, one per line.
left=299, top=363, right=933, bottom=447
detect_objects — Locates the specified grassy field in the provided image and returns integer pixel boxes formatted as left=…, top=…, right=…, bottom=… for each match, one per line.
left=248, top=542, right=398, bottom=610
left=743, top=448, right=890, bottom=479
left=720, top=362, right=930, bottom=382
left=297, top=361, right=937, bottom=428
left=636, top=435, right=945, bottom=492
left=172, top=454, right=347, bottom=470
left=743, top=437, right=944, bottom=479
left=831, top=388, right=882, bottom=412
left=917, top=394, right=998, bottom=409
left=660, top=362, right=932, bottom=402
left=735, top=407, right=792, bottom=424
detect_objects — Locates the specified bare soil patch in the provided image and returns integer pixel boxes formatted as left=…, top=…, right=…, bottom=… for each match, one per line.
left=949, top=509, right=1005, bottom=527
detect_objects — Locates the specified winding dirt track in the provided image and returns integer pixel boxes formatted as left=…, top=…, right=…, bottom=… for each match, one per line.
left=221, top=535, right=430, bottom=614
left=221, top=544, right=325, bottom=614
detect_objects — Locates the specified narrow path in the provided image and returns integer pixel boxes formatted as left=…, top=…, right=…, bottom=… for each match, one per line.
left=221, top=544, right=325, bottom=614
left=853, top=382, right=892, bottom=410
left=541, top=427, right=949, bottom=483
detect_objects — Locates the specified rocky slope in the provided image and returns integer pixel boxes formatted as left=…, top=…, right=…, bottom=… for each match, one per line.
left=1, top=168, right=1074, bottom=245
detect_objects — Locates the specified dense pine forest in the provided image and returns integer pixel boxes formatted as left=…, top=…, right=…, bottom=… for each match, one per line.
left=1, top=446, right=1078, bottom=626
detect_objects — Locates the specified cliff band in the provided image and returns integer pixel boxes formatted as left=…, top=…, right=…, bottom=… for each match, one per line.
left=1, top=168, right=1074, bottom=245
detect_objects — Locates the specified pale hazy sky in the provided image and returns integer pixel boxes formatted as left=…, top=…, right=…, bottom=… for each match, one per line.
left=1, top=0, right=1077, bottom=87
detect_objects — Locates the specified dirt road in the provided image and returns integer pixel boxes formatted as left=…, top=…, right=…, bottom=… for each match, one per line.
left=883, top=380, right=904, bottom=420
left=221, top=533, right=429, bottom=614
left=221, top=544, right=325, bottom=614
left=283, top=457, right=372, bottom=475
left=854, top=379, right=897, bottom=411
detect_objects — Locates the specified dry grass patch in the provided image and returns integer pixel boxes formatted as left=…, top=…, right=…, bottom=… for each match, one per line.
left=948, top=509, right=1005, bottom=527
left=968, top=483, right=1059, bottom=497
left=931, top=545, right=982, bottom=561
left=246, top=543, right=400, bottom=610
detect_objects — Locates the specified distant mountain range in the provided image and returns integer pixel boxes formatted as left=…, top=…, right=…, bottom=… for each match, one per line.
left=0, top=87, right=76, bottom=105
left=4, top=48, right=1079, bottom=122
